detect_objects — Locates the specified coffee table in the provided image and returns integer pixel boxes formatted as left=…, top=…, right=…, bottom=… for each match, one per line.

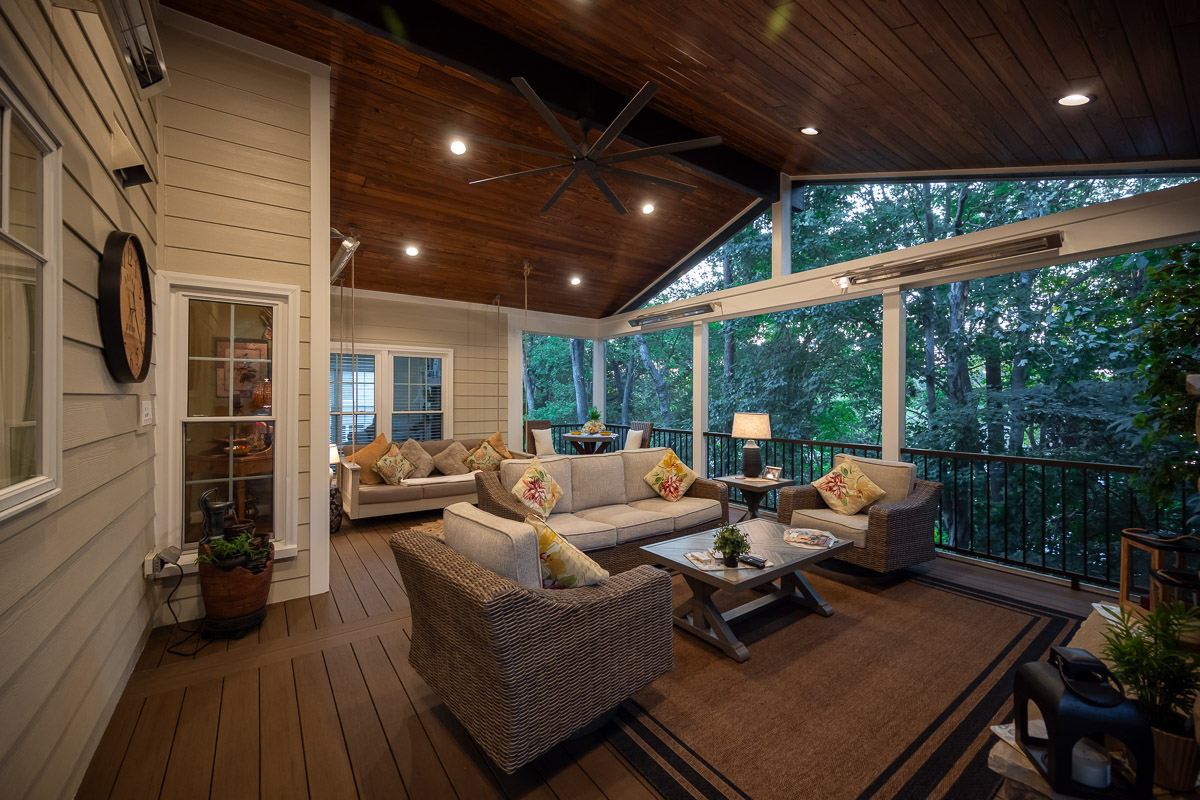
left=640, top=518, right=852, bottom=662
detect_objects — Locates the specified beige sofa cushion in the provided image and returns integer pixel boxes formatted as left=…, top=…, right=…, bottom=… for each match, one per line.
left=789, top=507, right=869, bottom=548
left=629, top=496, right=721, bottom=531
left=574, top=504, right=673, bottom=544
left=620, top=447, right=671, bottom=503
left=358, top=483, right=423, bottom=505
left=571, top=453, right=627, bottom=510
left=432, top=441, right=471, bottom=476
left=542, top=513, right=617, bottom=551
left=835, top=454, right=915, bottom=508
left=501, top=455, right=573, bottom=513
left=444, top=503, right=541, bottom=588
left=399, top=438, right=436, bottom=479
left=421, top=477, right=478, bottom=499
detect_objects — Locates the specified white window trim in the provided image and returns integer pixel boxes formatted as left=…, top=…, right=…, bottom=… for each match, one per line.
left=0, top=71, right=62, bottom=523
left=150, top=272, right=300, bottom=575
left=331, top=343, right=454, bottom=443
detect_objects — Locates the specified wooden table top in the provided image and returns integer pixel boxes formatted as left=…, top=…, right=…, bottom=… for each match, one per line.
left=713, top=475, right=796, bottom=492
left=640, top=518, right=852, bottom=591
left=561, top=431, right=621, bottom=441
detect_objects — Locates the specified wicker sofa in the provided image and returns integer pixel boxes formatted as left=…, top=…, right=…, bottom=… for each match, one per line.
left=474, top=447, right=729, bottom=551
left=388, top=513, right=673, bottom=772
left=777, top=453, right=942, bottom=573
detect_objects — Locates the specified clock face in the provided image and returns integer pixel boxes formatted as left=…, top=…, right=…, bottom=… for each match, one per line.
left=100, top=232, right=152, bottom=383
left=120, top=239, right=147, bottom=377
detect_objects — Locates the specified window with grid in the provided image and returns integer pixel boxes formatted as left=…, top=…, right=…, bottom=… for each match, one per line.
left=329, top=347, right=451, bottom=447
left=329, top=352, right=377, bottom=447
left=391, top=355, right=443, bottom=440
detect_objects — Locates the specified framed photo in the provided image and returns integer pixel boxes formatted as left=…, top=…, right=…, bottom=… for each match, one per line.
left=764, top=465, right=783, bottom=481
left=215, top=339, right=269, bottom=402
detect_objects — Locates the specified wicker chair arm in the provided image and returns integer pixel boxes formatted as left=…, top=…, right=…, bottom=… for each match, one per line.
left=686, top=477, right=729, bottom=523
left=863, top=479, right=942, bottom=551
left=475, top=470, right=529, bottom=523
left=867, top=479, right=941, bottom=521
left=777, top=484, right=822, bottom=524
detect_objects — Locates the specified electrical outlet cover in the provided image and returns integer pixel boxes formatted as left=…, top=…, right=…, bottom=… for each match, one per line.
left=141, top=399, right=153, bottom=426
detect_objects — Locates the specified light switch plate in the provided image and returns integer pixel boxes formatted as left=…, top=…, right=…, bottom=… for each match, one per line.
left=140, top=399, right=153, bottom=426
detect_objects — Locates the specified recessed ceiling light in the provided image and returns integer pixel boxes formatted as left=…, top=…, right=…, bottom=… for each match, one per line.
left=405, top=246, right=419, bottom=256
left=1057, top=93, right=1093, bottom=107
left=449, top=139, right=467, bottom=155
left=800, top=127, right=820, bottom=136
left=570, top=276, right=582, bottom=286
left=641, top=203, right=655, bottom=215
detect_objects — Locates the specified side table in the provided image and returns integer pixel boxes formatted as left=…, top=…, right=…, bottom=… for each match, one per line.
left=714, top=475, right=796, bottom=519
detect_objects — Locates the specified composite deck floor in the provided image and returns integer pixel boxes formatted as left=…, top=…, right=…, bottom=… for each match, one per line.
left=78, top=509, right=1108, bottom=799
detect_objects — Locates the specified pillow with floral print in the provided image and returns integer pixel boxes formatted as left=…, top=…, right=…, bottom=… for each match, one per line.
left=465, top=440, right=503, bottom=472
left=643, top=448, right=698, bottom=502
left=374, top=445, right=414, bottom=486
left=813, top=460, right=886, bottom=515
left=525, top=515, right=608, bottom=589
left=510, top=456, right=564, bottom=517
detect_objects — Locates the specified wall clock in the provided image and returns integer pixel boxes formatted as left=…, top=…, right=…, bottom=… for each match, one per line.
left=99, top=231, right=153, bottom=383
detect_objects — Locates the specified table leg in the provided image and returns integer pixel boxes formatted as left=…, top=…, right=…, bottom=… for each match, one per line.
left=672, top=575, right=750, bottom=662
left=780, top=569, right=834, bottom=617
left=569, top=441, right=587, bottom=455
left=744, top=491, right=763, bottom=519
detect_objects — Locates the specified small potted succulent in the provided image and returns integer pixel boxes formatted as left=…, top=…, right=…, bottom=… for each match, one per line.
left=582, top=405, right=605, bottom=434
left=1101, top=601, right=1200, bottom=791
left=713, top=522, right=751, bottom=567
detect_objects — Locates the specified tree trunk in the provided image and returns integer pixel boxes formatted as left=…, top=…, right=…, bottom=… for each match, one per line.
left=923, top=289, right=937, bottom=423
left=621, top=349, right=636, bottom=424
left=635, top=334, right=672, bottom=427
left=569, top=338, right=588, bottom=423
left=946, top=279, right=975, bottom=453
left=522, top=342, right=537, bottom=417
left=1009, top=270, right=1035, bottom=453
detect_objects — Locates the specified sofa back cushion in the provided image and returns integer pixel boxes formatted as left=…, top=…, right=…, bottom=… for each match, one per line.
left=421, top=438, right=483, bottom=458
left=571, top=453, right=627, bottom=510
left=443, top=503, right=541, bottom=589
left=835, top=454, right=915, bottom=506
left=620, top=447, right=671, bottom=502
left=500, top=455, right=573, bottom=513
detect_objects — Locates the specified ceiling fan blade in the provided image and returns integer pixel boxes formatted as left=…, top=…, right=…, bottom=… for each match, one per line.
left=600, top=166, right=697, bottom=194
left=585, top=171, right=627, bottom=214
left=469, top=163, right=573, bottom=185
left=512, top=77, right=583, bottom=158
left=541, top=169, right=581, bottom=212
left=585, top=81, right=658, bottom=158
left=598, top=136, right=724, bottom=165
left=460, top=133, right=571, bottom=162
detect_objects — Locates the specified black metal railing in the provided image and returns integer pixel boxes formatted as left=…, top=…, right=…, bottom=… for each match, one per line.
left=546, top=423, right=693, bottom=455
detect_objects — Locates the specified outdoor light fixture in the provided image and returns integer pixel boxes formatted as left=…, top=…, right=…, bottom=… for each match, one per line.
left=641, top=203, right=655, bottom=214
left=800, top=127, right=820, bottom=135
left=1057, top=94, right=1093, bottom=106
left=570, top=276, right=582, bottom=285
left=630, top=302, right=718, bottom=327
left=449, top=139, right=467, bottom=155
left=330, top=227, right=360, bottom=283
left=829, top=232, right=1063, bottom=289
left=405, top=246, right=420, bottom=256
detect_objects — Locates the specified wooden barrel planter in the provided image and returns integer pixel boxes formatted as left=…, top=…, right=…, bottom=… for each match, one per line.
left=198, top=538, right=274, bottom=638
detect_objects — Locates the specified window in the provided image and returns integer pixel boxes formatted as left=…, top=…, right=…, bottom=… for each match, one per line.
left=0, top=74, right=62, bottom=521
left=329, top=346, right=452, bottom=447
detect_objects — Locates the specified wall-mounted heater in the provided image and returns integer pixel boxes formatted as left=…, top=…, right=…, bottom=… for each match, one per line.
left=54, top=0, right=170, bottom=99
left=330, top=227, right=360, bottom=283
left=630, top=302, right=719, bottom=328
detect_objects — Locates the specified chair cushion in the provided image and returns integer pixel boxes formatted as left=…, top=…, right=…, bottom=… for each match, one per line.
left=571, top=453, right=626, bottom=510
left=443, top=503, right=541, bottom=588
left=620, top=447, right=670, bottom=502
left=623, top=430, right=643, bottom=450
left=432, top=441, right=471, bottom=476
left=814, top=460, right=886, bottom=515
left=629, top=496, right=722, bottom=531
left=525, top=515, right=609, bottom=589
left=644, top=449, right=698, bottom=501
left=502, top=456, right=573, bottom=513
left=374, top=445, right=413, bottom=486
left=835, top=454, right=915, bottom=507
left=541, top=513, right=617, bottom=551
left=345, top=434, right=391, bottom=485
left=399, top=438, right=436, bottom=479
left=531, top=427, right=556, bottom=456
left=789, top=507, right=869, bottom=548
left=511, top=457, right=564, bottom=517
left=358, top=483, right=424, bottom=505
left=573, top=503, right=673, bottom=543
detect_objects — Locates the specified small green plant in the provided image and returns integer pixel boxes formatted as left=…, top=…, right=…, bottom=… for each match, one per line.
left=1101, top=601, right=1200, bottom=734
left=198, top=532, right=272, bottom=574
left=712, top=523, right=751, bottom=560
left=587, top=406, right=601, bottom=421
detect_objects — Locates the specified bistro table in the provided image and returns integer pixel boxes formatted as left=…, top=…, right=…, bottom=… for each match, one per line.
left=561, top=431, right=619, bottom=455
left=714, top=474, right=796, bottom=518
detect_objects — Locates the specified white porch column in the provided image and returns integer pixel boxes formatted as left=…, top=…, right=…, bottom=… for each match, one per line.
left=692, top=321, right=709, bottom=476
left=507, top=318, right=524, bottom=451
left=592, top=339, right=605, bottom=420
left=881, top=289, right=906, bottom=462
left=771, top=173, right=792, bottom=280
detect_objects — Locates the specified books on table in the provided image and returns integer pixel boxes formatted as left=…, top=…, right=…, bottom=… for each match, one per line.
left=684, top=549, right=773, bottom=571
left=784, top=528, right=840, bottom=549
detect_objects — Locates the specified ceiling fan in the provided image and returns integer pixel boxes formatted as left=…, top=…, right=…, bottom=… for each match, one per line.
left=464, top=78, right=722, bottom=214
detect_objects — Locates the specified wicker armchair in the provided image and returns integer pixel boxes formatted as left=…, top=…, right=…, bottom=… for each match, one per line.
left=388, top=529, right=673, bottom=772
left=628, top=421, right=654, bottom=448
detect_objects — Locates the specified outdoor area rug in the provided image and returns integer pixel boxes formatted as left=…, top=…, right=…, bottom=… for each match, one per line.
left=603, top=564, right=1083, bottom=800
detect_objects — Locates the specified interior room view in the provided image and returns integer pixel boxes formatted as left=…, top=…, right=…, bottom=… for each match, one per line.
left=3, top=0, right=1200, bottom=798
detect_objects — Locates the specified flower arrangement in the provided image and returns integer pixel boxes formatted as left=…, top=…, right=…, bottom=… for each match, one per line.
left=582, top=405, right=605, bottom=434
left=712, top=522, right=751, bottom=567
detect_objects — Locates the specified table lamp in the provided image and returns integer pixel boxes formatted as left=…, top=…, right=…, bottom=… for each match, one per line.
left=732, top=413, right=770, bottom=478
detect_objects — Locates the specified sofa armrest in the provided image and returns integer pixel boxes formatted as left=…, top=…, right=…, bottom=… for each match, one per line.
left=777, top=484, right=822, bottom=524
left=475, top=470, right=530, bottom=522
left=686, top=477, right=729, bottom=523
left=864, top=479, right=942, bottom=549
left=338, top=457, right=360, bottom=511
left=505, top=450, right=534, bottom=460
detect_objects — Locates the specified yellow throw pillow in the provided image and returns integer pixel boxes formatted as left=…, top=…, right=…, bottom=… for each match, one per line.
left=525, top=515, right=609, bottom=589
left=465, top=440, right=503, bottom=472
left=485, top=430, right=512, bottom=460
left=643, top=448, right=698, bottom=502
left=511, top=456, right=564, bottom=517
left=345, top=434, right=390, bottom=485
left=814, top=461, right=886, bottom=515
left=374, top=445, right=414, bottom=486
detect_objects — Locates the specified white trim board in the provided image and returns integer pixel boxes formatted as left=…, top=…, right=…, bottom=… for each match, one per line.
left=157, top=6, right=330, bottom=77
left=308, top=67, right=331, bottom=595
left=791, top=160, right=1200, bottom=183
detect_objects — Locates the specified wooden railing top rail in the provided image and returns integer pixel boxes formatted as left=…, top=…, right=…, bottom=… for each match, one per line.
left=898, top=447, right=1142, bottom=473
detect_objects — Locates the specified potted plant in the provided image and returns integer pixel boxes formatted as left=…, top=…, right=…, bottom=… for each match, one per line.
left=582, top=405, right=605, bottom=434
left=713, top=522, right=751, bottom=567
left=197, top=530, right=274, bottom=632
left=1101, top=601, right=1200, bottom=791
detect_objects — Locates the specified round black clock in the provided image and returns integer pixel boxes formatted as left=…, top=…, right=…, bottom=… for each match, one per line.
left=99, top=231, right=153, bottom=383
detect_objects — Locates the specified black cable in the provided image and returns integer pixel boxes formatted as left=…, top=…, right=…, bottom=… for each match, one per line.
left=162, top=561, right=213, bottom=657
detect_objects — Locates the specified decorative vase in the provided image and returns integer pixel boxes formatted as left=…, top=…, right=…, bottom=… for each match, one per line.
left=583, top=419, right=604, bottom=434
left=198, top=541, right=274, bottom=633
left=1152, top=725, right=1200, bottom=792
left=722, top=553, right=739, bottom=567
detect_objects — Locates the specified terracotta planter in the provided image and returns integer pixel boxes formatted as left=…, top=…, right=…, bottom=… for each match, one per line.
left=1152, top=725, right=1200, bottom=792
left=198, top=543, right=274, bottom=620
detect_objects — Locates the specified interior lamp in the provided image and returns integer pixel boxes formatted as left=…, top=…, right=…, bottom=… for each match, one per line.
left=732, top=413, right=770, bottom=479
left=329, top=443, right=340, bottom=466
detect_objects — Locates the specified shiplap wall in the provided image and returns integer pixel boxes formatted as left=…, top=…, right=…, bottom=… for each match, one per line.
left=331, top=295, right=511, bottom=443
left=158, top=25, right=313, bottom=623
left=0, top=2, right=160, bottom=797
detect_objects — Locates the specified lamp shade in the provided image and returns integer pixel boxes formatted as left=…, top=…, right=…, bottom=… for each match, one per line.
left=329, top=443, right=341, bottom=465
left=732, top=412, right=771, bottom=441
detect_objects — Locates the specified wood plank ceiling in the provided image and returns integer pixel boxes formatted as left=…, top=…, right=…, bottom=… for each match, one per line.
left=163, top=0, right=1199, bottom=316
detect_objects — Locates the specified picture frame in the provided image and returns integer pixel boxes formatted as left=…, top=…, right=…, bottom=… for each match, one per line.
left=215, top=339, right=269, bottom=403
left=764, top=465, right=783, bottom=481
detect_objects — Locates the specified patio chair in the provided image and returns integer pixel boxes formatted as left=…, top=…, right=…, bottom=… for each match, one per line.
left=777, top=454, right=942, bottom=573
left=627, top=421, right=654, bottom=448
left=525, top=419, right=551, bottom=453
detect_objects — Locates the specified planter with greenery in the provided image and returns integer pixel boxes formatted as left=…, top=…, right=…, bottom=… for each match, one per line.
left=197, top=530, right=274, bottom=629
left=582, top=405, right=605, bottom=434
left=1101, top=601, right=1200, bottom=791
left=713, top=523, right=751, bottom=567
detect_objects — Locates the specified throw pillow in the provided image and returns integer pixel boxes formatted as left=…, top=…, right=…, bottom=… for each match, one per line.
left=525, top=515, right=609, bottom=589
left=398, top=438, right=436, bottom=479
left=511, top=456, right=564, bottom=517
left=643, top=448, right=698, bottom=502
left=344, top=434, right=390, bottom=485
left=464, top=440, right=503, bottom=472
left=374, top=445, right=414, bottom=486
left=623, top=429, right=644, bottom=450
left=485, top=430, right=512, bottom=460
left=432, top=441, right=471, bottom=476
left=814, top=460, right=886, bottom=515
left=531, top=427, right=556, bottom=456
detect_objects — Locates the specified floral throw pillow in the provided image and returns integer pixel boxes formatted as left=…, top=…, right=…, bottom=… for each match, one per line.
left=814, top=461, right=886, bottom=515
left=511, top=456, right=564, bottom=517
left=643, top=448, right=698, bottom=502
left=465, top=441, right=503, bottom=472
left=374, top=445, right=414, bottom=486
left=525, top=515, right=609, bottom=589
